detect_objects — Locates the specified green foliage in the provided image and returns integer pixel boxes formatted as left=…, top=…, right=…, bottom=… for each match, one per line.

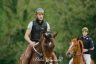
left=0, top=0, right=96, bottom=64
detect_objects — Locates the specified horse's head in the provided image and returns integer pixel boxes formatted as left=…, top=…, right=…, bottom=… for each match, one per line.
left=66, top=38, right=83, bottom=58
left=40, top=31, right=57, bottom=51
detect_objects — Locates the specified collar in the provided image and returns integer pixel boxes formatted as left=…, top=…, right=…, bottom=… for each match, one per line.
left=81, top=35, right=89, bottom=39
left=36, top=19, right=44, bottom=25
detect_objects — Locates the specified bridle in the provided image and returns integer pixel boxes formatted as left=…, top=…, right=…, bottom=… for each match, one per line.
left=67, top=39, right=83, bottom=57
left=32, top=32, right=55, bottom=58
left=32, top=42, right=43, bottom=57
left=72, top=40, right=83, bottom=56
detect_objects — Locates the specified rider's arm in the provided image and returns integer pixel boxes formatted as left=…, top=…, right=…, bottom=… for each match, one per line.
left=46, top=22, right=50, bottom=31
left=89, top=38, right=94, bottom=50
left=24, top=29, right=33, bottom=44
left=24, top=21, right=35, bottom=46
left=87, top=38, right=94, bottom=54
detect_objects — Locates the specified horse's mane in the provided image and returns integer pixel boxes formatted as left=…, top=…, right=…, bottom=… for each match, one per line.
left=71, top=38, right=84, bottom=53
left=78, top=40, right=83, bottom=53
left=39, top=32, right=45, bottom=43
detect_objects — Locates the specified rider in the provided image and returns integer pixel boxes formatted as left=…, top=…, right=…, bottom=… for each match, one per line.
left=69, top=27, right=94, bottom=64
left=79, top=27, right=94, bottom=64
left=20, top=8, right=57, bottom=64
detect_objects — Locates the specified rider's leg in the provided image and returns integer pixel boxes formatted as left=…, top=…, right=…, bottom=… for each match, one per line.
left=83, top=54, right=91, bottom=64
left=69, top=58, right=73, bottom=64
left=20, top=45, right=33, bottom=64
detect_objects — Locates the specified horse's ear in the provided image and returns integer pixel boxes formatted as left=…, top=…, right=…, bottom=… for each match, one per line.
left=53, top=32, right=58, bottom=38
left=43, top=33, right=47, bottom=38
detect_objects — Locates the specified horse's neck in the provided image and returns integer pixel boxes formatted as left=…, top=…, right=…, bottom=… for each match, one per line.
left=73, top=56, right=84, bottom=64
left=78, top=40, right=83, bottom=54
left=36, top=35, right=44, bottom=52
left=73, top=40, right=84, bottom=64
left=36, top=41, right=42, bottom=52
left=75, top=40, right=83, bottom=56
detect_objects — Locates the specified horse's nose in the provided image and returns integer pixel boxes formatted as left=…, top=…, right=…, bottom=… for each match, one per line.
left=49, top=42, right=52, bottom=46
left=66, top=52, right=72, bottom=58
left=66, top=52, right=70, bottom=56
left=47, top=42, right=54, bottom=49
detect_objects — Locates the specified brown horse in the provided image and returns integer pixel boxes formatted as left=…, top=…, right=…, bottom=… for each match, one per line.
left=66, top=38, right=94, bottom=64
left=20, top=31, right=58, bottom=64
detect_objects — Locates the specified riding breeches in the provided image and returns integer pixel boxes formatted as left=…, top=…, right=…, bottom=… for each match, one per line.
left=69, top=54, right=91, bottom=64
left=83, top=54, right=91, bottom=64
left=69, top=58, right=73, bottom=64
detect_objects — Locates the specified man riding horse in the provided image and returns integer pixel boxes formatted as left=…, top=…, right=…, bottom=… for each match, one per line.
left=20, top=8, right=57, bottom=64
left=69, top=27, right=94, bottom=64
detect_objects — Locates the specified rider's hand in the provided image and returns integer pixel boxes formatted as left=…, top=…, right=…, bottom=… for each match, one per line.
left=35, top=42, right=39, bottom=45
left=29, top=41, right=36, bottom=47
left=83, top=49, right=88, bottom=52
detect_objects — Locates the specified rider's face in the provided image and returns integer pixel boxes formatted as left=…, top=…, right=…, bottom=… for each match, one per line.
left=82, top=31, right=88, bottom=36
left=36, top=13, right=44, bottom=21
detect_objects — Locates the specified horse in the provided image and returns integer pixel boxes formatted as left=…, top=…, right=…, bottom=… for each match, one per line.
left=66, top=38, right=94, bottom=64
left=30, top=31, right=58, bottom=64
left=20, top=31, right=58, bottom=64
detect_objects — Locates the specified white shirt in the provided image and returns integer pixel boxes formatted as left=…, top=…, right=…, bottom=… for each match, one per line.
left=27, top=21, right=50, bottom=31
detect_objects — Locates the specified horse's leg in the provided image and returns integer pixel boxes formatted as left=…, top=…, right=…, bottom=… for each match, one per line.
left=51, top=52, right=58, bottom=64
